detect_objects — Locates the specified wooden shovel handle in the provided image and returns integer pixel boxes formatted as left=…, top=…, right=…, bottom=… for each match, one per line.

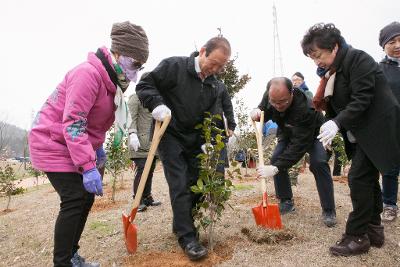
left=130, top=116, right=171, bottom=218
left=252, top=112, right=268, bottom=206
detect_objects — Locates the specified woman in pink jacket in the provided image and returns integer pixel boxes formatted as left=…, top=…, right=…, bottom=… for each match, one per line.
left=28, top=21, right=148, bottom=267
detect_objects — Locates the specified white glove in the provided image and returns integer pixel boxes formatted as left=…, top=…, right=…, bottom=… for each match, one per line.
left=129, top=133, right=140, bottom=152
left=318, top=120, right=339, bottom=148
left=257, top=165, right=279, bottom=178
left=152, top=104, right=171, bottom=121
left=250, top=108, right=262, bottom=121
left=201, top=143, right=211, bottom=154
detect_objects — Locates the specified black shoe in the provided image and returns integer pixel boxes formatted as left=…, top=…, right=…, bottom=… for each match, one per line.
left=138, top=203, right=147, bottom=212
left=143, top=195, right=162, bottom=206
left=367, top=223, right=384, bottom=248
left=183, top=240, right=208, bottom=261
left=279, top=199, right=295, bottom=215
left=330, top=234, right=370, bottom=256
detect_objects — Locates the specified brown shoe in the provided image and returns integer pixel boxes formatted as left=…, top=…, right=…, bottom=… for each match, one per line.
left=367, top=223, right=384, bottom=248
left=329, top=234, right=370, bottom=256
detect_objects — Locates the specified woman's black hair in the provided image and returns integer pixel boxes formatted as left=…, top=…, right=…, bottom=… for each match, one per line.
left=301, top=23, right=344, bottom=56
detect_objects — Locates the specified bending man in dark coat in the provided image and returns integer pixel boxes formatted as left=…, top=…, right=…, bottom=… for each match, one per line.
left=136, top=36, right=231, bottom=261
left=301, top=22, right=400, bottom=257
left=251, top=77, right=336, bottom=227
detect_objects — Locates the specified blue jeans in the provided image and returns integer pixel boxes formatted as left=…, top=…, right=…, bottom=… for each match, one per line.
left=382, top=167, right=399, bottom=207
left=271, top=139, right=335, bottom=212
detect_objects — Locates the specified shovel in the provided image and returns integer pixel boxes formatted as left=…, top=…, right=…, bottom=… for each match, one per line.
left=122, top=116, right=171, bottom=254
left=251, top=111, right=282, bottom=229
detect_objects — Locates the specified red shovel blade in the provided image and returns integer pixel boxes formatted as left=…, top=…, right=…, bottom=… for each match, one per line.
left=122, top=208, right=138, bottom=254
left=252, top=194, right=282, bottom=229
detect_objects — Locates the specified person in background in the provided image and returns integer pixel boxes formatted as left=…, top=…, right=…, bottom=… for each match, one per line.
left=127, top=76, right=162, bottom=212
left=291, top=72, right=313, bottom=100
left=301, top=22, right=400, bottom=256
left=378, top=21, right=400, bottom=222
left=28, top=21, right=148, bottom=267
left=136, top=36, right=231, bottom=261
left=252, top=77, right=336, bottom=227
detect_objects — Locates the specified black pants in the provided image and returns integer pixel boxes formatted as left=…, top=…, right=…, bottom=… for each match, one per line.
left=271, top=139, right=335, bottom=212
left=47, top=172, right=95, bottom=267
left=157, top=133, right=201, bottom=248
left=132, top=157, right=156, bottom=200
left=216, top=146, right=228, bottom=174
left=346, top=144, right=382, bottom=236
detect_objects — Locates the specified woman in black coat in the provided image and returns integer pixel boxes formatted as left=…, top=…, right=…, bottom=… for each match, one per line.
left=301, top=23, right=400, bottom=257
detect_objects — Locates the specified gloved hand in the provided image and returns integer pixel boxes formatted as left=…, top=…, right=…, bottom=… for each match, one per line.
left=129, top=133, right=140, bottom=152
left=83, top=168, right=103, bottom=196
left=152, top=104, right=171, bottom=121
left=250, top=108, right=262, bottom=121
left=201, top=143, right=211, bottom=154
left=257, top=165, right=279, bottom=178
left=95, top=145, right=107, bottom=169
left=318, top=120, right=339, bottom=148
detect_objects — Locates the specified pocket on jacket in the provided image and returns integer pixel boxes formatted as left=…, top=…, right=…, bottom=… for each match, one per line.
left=138, top=132, right=150, bottom=151
left=49, top=123, right=67, bottom=145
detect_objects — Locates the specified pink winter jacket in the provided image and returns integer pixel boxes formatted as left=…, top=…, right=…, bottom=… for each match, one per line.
left=29, top=47, right=116, bottom=173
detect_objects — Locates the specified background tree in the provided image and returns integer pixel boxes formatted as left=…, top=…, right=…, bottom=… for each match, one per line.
left=27, top=164, right=45, bottom=190
left=216, top=56, right=251, bottom=98
left=0, top=164, right=20, bottom=210
left=230, top=98, right=257, bottom=175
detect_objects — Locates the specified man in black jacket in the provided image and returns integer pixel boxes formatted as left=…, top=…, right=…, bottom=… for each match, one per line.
left=301, top=23, right=400, bottom=256
left=252, top=77, right=336, bottom=227
left=378, top=21, right=400, bottom=222
left=136, top=36, right=231, bottom=261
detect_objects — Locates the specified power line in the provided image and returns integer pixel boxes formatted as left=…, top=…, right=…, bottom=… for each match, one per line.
left=272, top=2, right=283, bottom=76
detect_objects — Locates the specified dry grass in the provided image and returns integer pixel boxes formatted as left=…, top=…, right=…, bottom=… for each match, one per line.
left=0, top=164, right=399, bottom=266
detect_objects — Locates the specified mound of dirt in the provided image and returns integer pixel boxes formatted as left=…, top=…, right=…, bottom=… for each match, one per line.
left=241, top=226, right=295, bottom=244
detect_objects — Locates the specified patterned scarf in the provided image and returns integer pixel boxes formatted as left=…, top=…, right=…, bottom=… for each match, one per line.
left=313, top=39, right=349, bottom=111
left=313, top=68, right=336, bottom=111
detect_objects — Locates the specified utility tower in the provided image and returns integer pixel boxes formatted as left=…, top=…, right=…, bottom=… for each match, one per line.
left=272, top=3, right=283, bottom=76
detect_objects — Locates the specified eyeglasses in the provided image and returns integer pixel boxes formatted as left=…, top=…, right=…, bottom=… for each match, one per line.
left=269, top=98, right=291, bottom=107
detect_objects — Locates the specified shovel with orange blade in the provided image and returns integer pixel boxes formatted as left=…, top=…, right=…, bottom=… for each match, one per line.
left=251, top=111, right=282, bottom=229
left=122, top=116, right=171, bottom=253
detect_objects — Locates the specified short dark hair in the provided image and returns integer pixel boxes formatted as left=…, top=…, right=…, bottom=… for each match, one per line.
left=292, top=72, right=304, bottom=80
left=203, top=36, right=231, bottom=57
left=267, top=77, right=293, bottom=93
left=301, top=23, right=344, bottom=56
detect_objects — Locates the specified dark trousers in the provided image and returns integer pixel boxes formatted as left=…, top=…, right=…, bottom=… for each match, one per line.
left=47, top=172, right=95, bottom=267
left=216, top=146, right=228, bottom=174
left=382, top=166, right=399, bottom=207
left=132, top=157, right=156, bottom=200
left=271, top=139, right=335, bottom=212
left=157, top=134, right=200, bottom=248
left=346, top=144, right=382, bottom=235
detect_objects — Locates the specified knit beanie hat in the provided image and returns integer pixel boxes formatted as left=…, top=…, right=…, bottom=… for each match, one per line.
left=111, top=21, right=149, bottom=63
left=379, top=21, right=400, bottom=48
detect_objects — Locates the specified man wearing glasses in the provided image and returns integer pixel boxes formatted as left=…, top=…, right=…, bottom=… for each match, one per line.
left=251, top=77, right=336, bottom=227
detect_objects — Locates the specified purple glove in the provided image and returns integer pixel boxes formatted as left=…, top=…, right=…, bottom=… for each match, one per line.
left=83, top=168, right=103, bottom=196
left=96, top=145, right=107, bottom=169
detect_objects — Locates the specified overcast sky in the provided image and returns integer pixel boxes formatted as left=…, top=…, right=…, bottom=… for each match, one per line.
left=1, top=0, right=398, bottom=130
